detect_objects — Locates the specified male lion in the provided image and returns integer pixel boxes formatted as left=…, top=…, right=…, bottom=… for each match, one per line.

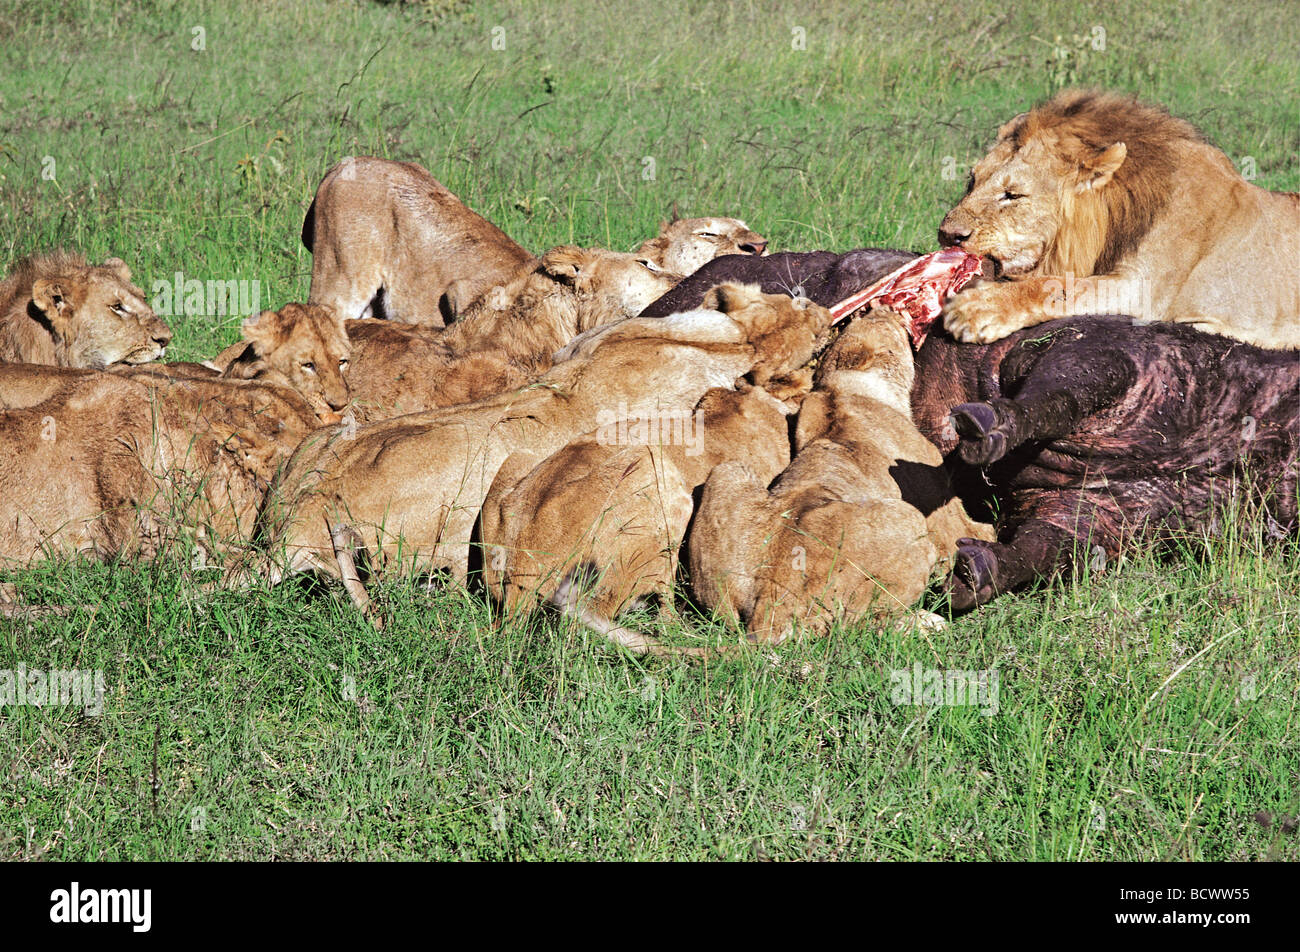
left=938, top=89, right=1300, bottom=348
left=0, top=251, right=173, bottom=368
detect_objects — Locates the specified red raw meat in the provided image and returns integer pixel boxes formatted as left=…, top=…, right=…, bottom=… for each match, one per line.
left=829, top=248, right=984, bottom=347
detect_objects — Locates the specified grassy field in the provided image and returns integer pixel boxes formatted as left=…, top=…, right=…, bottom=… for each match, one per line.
left=1, top=0, right=1297, bottom=860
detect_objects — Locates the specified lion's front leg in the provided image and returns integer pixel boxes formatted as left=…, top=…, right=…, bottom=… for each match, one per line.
left=942, top=278, right=1063, bottom=343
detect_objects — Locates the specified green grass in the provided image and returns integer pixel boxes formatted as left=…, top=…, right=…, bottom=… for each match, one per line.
left=1, top=0, right=1297, bottom=860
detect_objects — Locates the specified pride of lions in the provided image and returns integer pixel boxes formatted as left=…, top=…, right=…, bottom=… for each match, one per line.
left=2, top=89, right=1297, bottom=652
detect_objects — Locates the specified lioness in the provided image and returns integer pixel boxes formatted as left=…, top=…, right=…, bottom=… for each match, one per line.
left=339, top=246, right=681, bottom=419
left=939, top=89, right=1300, bottom=348
left=481, top=382, right=795, bottom=657
left=302, top=156, right=534, bottom=327
left=689, top=307, right=992, bottom=644
left=302, top=156, right=767, bottom=326
left=634, top=216, right=768, bottom=276
left=480, top=284, right=828, bottom=653
left=0, top=250, right=173, bottom=368
left=258, top=285, right=834, bottom=610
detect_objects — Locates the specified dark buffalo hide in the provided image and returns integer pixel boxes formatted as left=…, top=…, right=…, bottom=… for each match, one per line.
left=641, top=249, right=1300, bottom=610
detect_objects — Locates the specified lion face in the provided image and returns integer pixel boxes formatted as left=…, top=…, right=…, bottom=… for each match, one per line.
left=637, top=217, right=768, bottom=276
left=233, top=302, right=351, bottom=418
left=938, top=128, right=1127, bottom=278
left=539, top=246, right=683, bottom=329
left=29, top=258, right=173, bottom=368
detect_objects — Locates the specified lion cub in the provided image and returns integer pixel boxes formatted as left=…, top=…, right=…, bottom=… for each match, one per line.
left=196, top=302, right=351, bottom=422
left=339, top=246, right=681, bottom=419
left=688, top=307, right=993, bottom=644
left=482, top=384, right=794, bottom=656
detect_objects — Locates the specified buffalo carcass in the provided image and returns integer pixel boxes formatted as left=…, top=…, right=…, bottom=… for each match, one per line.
left=641, top=251, right=1300, bottom=609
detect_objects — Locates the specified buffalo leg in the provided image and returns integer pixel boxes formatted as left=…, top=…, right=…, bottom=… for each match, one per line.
left=945, top=491, right=1125, bottom=611
left=950, top=340, right=1139, bottom=465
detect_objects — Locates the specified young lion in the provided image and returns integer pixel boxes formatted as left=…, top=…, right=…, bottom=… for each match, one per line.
left=205, top=302, right=351, bottom=422
left=689, top=307, right=992, bottom=644
left=938, top=89, right=1300, bottom=348
left=481, top=383, right=795, bottom=657
left=0, top=250, right=173, bottom=368
left=338, top=246, right=681, bottom=420
left=634, top=216, right=768, bottom=276
left=257, top=284, right=833, bottom=613
left=0, top=365, right=321, bottom=568
left=480, top=286, right=824, bottom=653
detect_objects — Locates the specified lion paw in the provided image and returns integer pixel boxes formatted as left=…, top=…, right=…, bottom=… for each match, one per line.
left=942, top=283, right=1033, bottom=343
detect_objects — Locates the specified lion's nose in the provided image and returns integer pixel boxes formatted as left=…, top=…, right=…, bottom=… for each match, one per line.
left=739, top=240, right=767, bottom=255
left=152, top=327, right=173, bottom=347
left=938, top=222, right=971, bottom=248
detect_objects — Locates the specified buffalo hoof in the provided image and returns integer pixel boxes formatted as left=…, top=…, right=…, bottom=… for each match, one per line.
left=951, top=402, right=1012, bottom=466
left=945, top=538, right=1001, bottom=611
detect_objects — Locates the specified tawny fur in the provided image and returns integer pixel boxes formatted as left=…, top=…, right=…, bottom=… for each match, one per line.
left=335, top=246, right=682, bottom=420
left=258, top=285, right=832, bottom=600
left=301, top=155, right=768, bottom=326
left=939, top=89, right=1300, bottom=348
left=688, top=308, right=993, bottom=644
left=480, top=384, right=796, bottom=655
left=634, top=216, right=768, bottom=276
left=0, top=250, right=172, bottom=369
left=206, top=302, right=351, bottom=422
left=0, top=365, right=322, bottom=568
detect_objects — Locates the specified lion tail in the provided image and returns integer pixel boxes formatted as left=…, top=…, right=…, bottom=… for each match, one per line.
left=549, top=569, right=706, bottom=659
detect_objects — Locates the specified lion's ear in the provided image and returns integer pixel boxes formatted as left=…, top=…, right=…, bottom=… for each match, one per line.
left=540, top=246, right=593, bottom=285
left=1076, top=142, right=1127, bottom=192
left=31, top=278, right=73, bottom=334
left=702, top=282, right=760, bottom=314
left=240, top=309, right=285, bottom=355
left=101, top=257, right=132, bottom=284
left=995, top=112, right=1028, bottom=141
